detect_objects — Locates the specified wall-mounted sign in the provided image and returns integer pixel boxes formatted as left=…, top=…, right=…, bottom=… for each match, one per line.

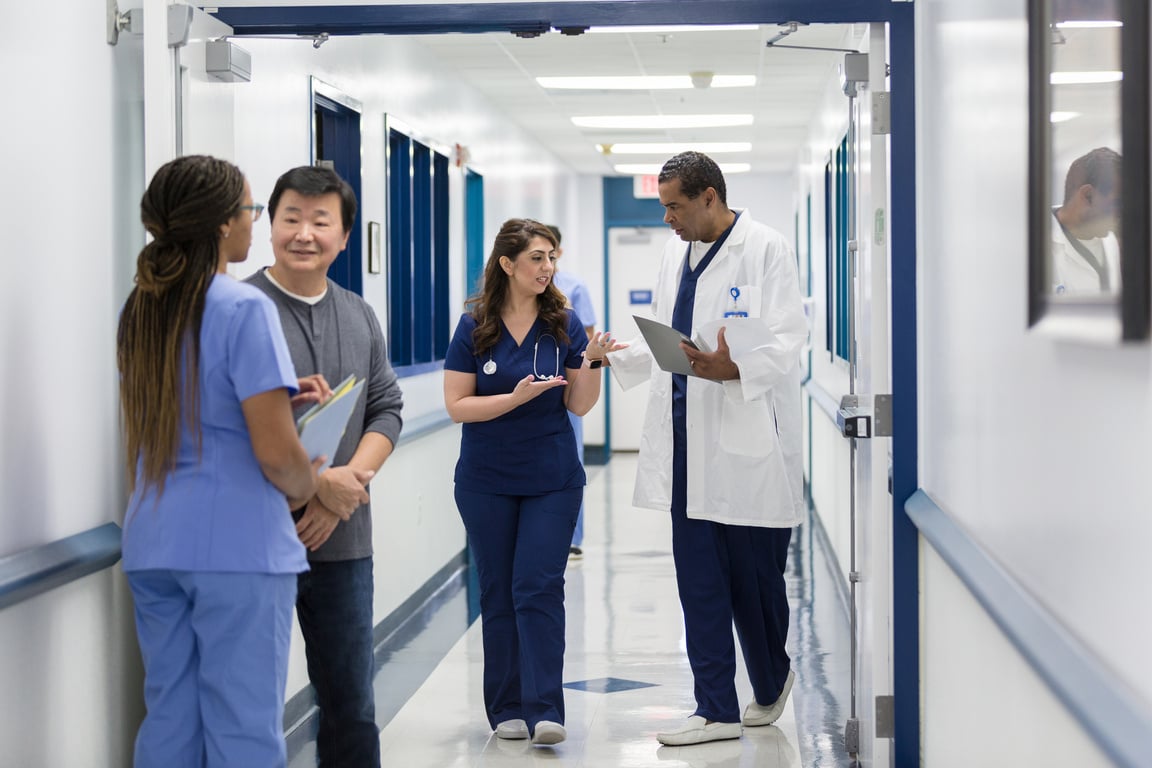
left=629, top=289, right=653, bottom=305
left=633, top=175, right=660, bottom=199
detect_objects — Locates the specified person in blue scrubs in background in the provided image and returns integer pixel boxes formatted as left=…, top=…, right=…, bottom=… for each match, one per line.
left=117, top=155, right=325, bottom=767
left=545, top=224, right=598, bottom=559
left=444, top=218, right=624, bottom=747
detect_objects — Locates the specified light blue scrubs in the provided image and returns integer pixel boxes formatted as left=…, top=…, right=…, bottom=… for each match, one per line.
left=552, top=270, right=598, bottom=548
left=445, top=311, right=587, bottom=732
left=122, top=276, right=307, bottom=767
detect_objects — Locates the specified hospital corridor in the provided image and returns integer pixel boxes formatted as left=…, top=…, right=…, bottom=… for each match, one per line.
left=286, top=452, right=848, bottom=768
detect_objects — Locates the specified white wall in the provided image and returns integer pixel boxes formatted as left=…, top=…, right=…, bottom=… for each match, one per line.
left=0, top=2, right=146, bottom=765
left=916, top=0, right=1152, bottom=762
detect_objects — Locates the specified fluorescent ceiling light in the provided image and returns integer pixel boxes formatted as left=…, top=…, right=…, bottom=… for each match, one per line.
left=598, top=142, right=752, bottom=155
left=573, top=114, right=754, bottom=129
left=1050, top=111, right=1080, bottom=123
left=538, top=75, right=755, bottom=90
left=1054, top=20, right=1122, bottom=29
left=614, top=163, right=751, bottom=175
left=1050, top=71, right=1123, bottom=85
left=585, top=25, right=759, bottom=34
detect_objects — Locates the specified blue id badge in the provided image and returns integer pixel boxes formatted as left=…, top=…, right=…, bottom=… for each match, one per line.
left=723, top=286, right=749, bottom=318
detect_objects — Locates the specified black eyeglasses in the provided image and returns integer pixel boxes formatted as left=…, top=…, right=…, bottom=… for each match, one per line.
left=239, top=203, right=265, bottom=221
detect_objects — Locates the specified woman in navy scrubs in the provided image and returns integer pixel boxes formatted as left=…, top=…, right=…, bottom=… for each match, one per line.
left=444, top=218, right=622, bottom=747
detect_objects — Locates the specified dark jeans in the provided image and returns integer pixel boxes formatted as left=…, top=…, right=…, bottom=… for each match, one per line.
left=296, top=557, right=380, bottom=768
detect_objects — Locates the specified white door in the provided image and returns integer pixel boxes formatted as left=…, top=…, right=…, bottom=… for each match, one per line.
left=606, top=226, right=668, bottom=451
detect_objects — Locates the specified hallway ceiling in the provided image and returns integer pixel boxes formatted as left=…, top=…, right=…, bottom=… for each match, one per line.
left=409, top=22, right=860, bottom=175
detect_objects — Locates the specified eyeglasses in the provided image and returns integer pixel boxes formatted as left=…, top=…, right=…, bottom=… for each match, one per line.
left=239, top=203, right=265, bottom=221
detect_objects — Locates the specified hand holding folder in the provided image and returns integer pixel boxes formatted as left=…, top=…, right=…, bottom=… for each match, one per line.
left=297, top=374, right=365, bottom=473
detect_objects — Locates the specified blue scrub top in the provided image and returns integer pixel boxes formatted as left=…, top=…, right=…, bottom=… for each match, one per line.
left=445, top=311, right=588, bottom=495
left=121, top=276, right=308, bottom=575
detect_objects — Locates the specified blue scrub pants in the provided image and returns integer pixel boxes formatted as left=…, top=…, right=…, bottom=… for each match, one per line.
left=670, top=495, right=793, bottom=723
left=455, top=486, right=582, bottom=730
left=567, top=410, right=586, bottom=547
left=295, top=557, right=379, bottom=768
left=128, top=569, right=297, bottom=768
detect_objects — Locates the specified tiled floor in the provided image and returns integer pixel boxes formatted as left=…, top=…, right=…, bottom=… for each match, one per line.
left=291, top=452, right=852, bottom=767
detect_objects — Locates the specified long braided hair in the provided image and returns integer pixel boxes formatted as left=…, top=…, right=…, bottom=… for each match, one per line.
left=116, top=155, right=245, bottom=494
left=466, top=218, right=569, bottom=357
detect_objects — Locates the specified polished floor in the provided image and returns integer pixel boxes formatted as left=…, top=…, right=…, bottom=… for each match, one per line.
left=290, top=452, right=852, bottom=767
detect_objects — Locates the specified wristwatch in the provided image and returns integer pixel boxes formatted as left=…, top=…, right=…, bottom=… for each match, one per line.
left=588, top=358, right=603, bottom=369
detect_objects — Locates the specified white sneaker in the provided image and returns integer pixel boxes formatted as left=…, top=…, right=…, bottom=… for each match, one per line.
left=495, top=718, right=529, bottom=739
left=743, top=669, right=795, bottom=727
left=531, top=720, right=566, bottom=745
left=656, top=715, right=742, bottom=746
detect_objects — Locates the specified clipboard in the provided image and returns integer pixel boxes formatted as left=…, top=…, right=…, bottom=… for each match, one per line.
left=632, top=315, right=702, bottom=377
left=296, top=374, right=365, bottom=472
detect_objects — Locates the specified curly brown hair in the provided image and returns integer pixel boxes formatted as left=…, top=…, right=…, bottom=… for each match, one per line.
left=465, top=218, right=569, bottom=357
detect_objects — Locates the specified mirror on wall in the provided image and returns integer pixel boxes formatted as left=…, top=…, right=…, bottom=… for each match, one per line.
left=1028, top=0, right=1149, bottom=341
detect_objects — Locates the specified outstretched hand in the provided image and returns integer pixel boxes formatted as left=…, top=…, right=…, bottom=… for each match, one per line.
left=681, top=326, right=740, bottom=381
left=512, top=373, right=568, bottom=403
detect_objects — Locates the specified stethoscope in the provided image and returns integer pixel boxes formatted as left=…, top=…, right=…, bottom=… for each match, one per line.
left=482, top=331, right=560, bottom=380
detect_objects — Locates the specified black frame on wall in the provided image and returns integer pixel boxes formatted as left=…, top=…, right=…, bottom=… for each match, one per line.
left=1028, top=0, right=1150, bottom=341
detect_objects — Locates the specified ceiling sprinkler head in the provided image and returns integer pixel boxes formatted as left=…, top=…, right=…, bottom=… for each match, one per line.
left=689, top=71, right=714, bottom=89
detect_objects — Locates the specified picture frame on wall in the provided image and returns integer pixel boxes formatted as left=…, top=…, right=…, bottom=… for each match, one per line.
left=1027, top=0, right=1149, bottom=341
left=368, top=221, right=382, bottom=274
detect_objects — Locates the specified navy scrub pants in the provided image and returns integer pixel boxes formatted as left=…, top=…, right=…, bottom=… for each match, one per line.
left=455, top=486, right=582, bottom=731
left=669, top=501, right=793, bottom=723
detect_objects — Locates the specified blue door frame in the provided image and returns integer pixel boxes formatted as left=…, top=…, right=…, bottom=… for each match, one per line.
left=214, top=3, right=919, bottom=764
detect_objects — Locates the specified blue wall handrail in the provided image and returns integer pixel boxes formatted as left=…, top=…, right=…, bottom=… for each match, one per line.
left=0, top=523, right=122, bottom=612
left=906, top=489, right=1152, bottom=768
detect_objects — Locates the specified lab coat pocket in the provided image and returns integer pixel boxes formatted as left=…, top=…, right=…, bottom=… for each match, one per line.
left=719, top=397, right=776, bottom=457
left=728, top=284, right=763, bottom=318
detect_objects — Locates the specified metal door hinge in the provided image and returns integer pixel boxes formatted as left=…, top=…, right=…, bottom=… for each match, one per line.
left=837, top=394, right=893, bottom=438
left=876, top=694, right=894, bottom=738
left=872, top=91, right=891, bottom=135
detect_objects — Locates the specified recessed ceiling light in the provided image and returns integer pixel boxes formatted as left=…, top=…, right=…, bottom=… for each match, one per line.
left=538, top=75, right=756, bottom=90
left=1050, top=111, right=1080, bottom=123
left=573, top=114, right=754, bottom=129
left=598, top=142, right=752, bottom=154
left=1050, top=71, right=1123, bottom=85
left=614, top=163, right=751, bottom=175
left=584, top=25, right=760, bottom=34
left=1054, top=20, right=1122, bottom=29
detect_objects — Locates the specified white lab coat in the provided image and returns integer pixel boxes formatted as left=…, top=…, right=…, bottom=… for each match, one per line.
left=1050, top=212, right=1119, bottom=295
left=608, top=211, right=808, bottom=527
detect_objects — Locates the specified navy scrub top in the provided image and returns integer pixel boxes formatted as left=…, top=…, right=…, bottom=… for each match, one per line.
left=445, top=310, right=588, bottom=495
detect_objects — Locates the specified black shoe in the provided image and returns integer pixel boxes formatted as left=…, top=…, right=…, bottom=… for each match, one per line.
left=568, top=546, right=583, bottom=559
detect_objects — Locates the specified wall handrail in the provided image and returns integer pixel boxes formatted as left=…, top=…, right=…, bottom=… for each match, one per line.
left=803, top=377, right=841, bottom=426
left=906, top=489, right=1152, bottom=768
left=0, top=523, right=122, bottom=612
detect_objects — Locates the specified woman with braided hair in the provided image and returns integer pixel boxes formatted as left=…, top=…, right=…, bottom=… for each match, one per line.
left=117, top=155, right=325, bottom=767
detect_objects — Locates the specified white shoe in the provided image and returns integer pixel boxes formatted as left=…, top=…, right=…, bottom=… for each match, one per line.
left=743, top=669, right=795, bottom=727
left=495, top=718, right=529, bottom=739
left=531, top=720, right=566, bottom=745
left=656, top=715, right=741, bottom=746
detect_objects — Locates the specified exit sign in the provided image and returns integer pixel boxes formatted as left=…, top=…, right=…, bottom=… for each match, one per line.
left=633, top=174, right=660, bottom=199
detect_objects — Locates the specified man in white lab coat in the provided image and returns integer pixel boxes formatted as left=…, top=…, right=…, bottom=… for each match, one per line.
left=605, top=152, right=808, bottom=746
left=1050, top=147, right=1121, bottom=295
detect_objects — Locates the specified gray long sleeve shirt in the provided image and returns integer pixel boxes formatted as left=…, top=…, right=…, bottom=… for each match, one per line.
left=246, top=268, right=404, bottom=561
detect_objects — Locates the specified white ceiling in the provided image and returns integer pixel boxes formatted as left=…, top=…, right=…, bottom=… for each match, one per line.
left=408, top=22, right=861, bottom=175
